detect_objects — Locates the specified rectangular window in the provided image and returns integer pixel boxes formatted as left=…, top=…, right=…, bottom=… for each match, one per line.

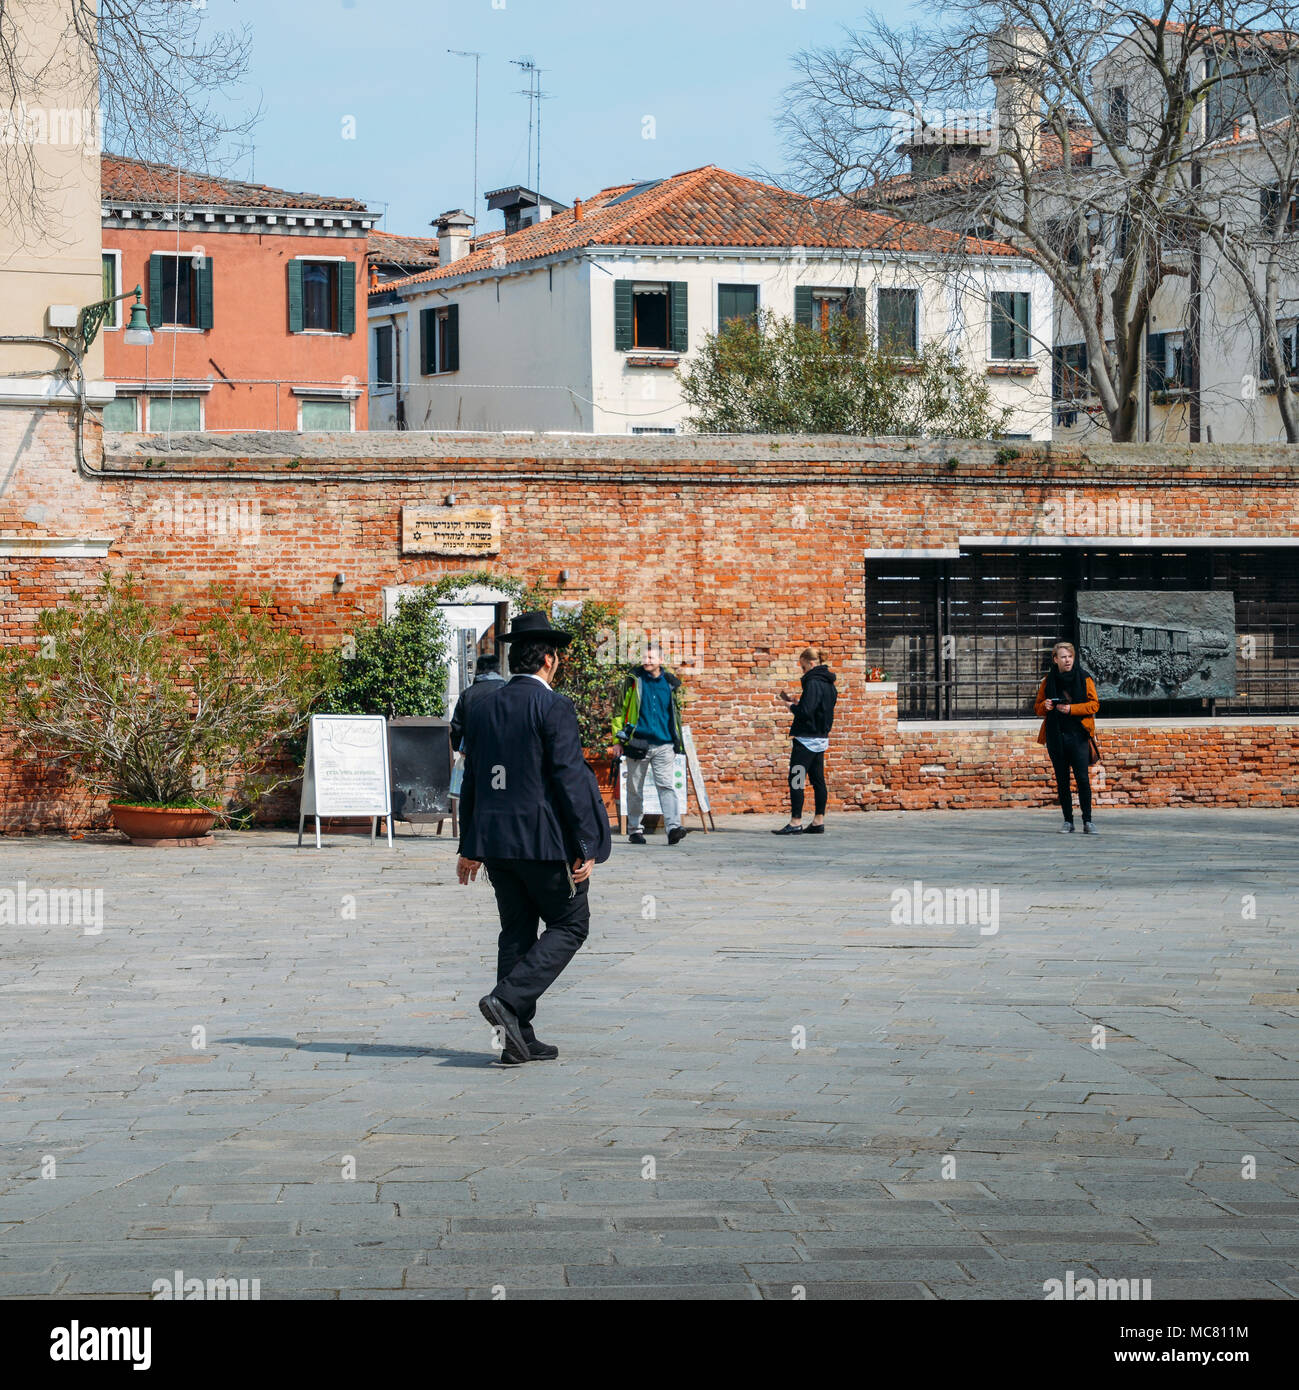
left=148, top=395, right=201, bottom=431
left=1261, top=183, right=1299, bottom=233
left=628, top=283, right=670, bottom=348
left=301, top=399, right=352, bottom=430
left=990, top=290, right=1031, bottom=360
left=302, top=261, right=339, bottom=332
left=374, top=324, right=394, bottom=389
left=1107, top=86, right=1129, bottom=145
left=877, top=287, right=919, bottom=354
left=1165, top=331, right=1188, bottom=387
left=867, top=549, right=1299, bottom=720
left=419, top=304, right=460, bottom=374
left=101, top=252, right=121, bottom=329
left=718, top=283, right=759, bottom=332
left=101, top=395, right=137, bottom=431
left=615, top=280, right=687, bottom=352
left=1261, top=319, right=1299, bottom=380
left=156, top=254, right=198, bottom=327
left=1052, top=342, right=1089, bottom=399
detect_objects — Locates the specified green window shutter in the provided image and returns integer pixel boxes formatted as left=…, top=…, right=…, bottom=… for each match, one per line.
left=338, top=260, right=356, bottom=335
left=444, top=303, right=459, bottom=372
left=420, top=307, right=434, bottom=374
left=1147, top=333, right=1167, bottom=391
left=148, top=253, right=164, bottom=331
left=614, top=280, right=634, bottom=350
left=670, top=281, right=689, bottom=352
left=794, top=285, right=813, bottom=329
left=1014, top=292, right=1031, bottom=359
left=197, top=257, right=214, bottom=330
left=287, top=259, right=304, bottom=334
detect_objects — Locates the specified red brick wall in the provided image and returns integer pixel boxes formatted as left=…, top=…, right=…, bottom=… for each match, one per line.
left=1, top=419, right=1296, bottom=829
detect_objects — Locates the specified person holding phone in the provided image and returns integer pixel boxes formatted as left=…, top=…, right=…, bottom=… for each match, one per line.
left=772, top=646, right=837, bottom=835
left=1034, top=641, right=1101, bottom=834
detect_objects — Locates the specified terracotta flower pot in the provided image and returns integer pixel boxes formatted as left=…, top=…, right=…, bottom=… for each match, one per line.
left=584, top=754, right=619, bottom=825
left=109, top=804, right=218, bottom=846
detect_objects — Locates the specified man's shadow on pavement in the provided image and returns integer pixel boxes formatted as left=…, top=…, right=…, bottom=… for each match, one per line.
left=219, top=1036, right=498, bottom=1068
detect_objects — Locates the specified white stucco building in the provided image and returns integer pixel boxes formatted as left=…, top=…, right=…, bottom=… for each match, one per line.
left=367, top=167, right=1054, bottom=438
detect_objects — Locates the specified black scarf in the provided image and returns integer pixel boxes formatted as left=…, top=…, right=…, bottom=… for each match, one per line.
left=1045, top=661, right=1089, bottom=707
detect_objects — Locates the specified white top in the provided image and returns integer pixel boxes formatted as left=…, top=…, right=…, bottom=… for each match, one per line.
left=794, top=736, right=829, bottom=753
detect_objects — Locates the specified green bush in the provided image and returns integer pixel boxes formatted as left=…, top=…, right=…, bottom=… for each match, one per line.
left=0, top=573, right=327, bottom=813
left=324, top=587, right=451, bottom=719
left=550, top=599, right=632, bottom=755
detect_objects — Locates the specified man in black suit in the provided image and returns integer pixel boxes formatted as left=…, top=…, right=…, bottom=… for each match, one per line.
left=456, top=612, right=612, bottom=1065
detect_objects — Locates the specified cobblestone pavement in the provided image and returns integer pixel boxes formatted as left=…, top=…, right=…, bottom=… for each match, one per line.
left=1, top=809, right=1297, bottom=1300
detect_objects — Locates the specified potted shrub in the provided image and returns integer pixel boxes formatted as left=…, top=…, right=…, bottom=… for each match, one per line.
left=0, top=574, right=326, bottom=843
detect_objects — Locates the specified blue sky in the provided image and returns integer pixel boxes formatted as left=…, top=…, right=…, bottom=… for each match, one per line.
left=199, top=0, right=910, bottom=235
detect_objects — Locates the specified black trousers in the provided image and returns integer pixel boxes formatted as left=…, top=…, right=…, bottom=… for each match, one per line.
left=1047, top=732, right=1092, bottom=823
left=484, top=859, right=590, bottom=1036
left=789, top=743, right=828, bottom=818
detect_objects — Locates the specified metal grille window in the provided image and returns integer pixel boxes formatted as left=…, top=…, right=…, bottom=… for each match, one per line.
left=865, top=549, right=1299, bottom=719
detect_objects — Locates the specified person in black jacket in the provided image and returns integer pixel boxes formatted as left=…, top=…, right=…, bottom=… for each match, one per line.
left=449, top=652, right=505, bottom=753
left=456, top=612, right=612, bottom=1065
left=773, top=647, right=838, bottom=836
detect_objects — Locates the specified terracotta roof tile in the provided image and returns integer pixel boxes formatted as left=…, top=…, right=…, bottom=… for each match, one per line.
left=368, top=229, right=440, bottom=267
left=102, top=154, right=369, bottom=213
left=370, top=165, right=1021, bottom=295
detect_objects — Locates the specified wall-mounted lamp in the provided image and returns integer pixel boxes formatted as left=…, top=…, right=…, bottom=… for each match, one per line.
left=76, top=284, right=153, bottom=357
left=445, top=492, right=457, bottom=506
left=558, top=569, right=570, bottom=584
left=333, top=572, right=345, bottom=593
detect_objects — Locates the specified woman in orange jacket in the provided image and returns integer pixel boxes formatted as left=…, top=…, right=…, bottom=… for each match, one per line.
left=1034, top=641, right=1101, bottom=834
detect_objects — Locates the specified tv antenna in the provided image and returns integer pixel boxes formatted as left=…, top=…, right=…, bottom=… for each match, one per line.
left=448, top=49, right=484, bottom=227
left=511, top=56, right=553, bottom=195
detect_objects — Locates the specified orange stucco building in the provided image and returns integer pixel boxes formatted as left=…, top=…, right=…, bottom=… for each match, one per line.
left=99, top=156, right=374, bottom=433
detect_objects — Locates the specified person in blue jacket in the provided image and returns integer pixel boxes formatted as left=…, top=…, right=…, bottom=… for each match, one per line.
left=456, top=612, right=611, bottom=1065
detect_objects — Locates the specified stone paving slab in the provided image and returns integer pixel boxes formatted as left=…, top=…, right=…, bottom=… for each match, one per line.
left=1, top=808, right=1297, bottom=1300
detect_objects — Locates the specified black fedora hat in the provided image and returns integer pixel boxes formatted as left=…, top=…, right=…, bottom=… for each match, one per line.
left=497, top=610, right=573, bottom=647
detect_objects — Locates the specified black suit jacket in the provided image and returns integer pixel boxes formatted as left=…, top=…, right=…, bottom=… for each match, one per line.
left=458, top=675, right=612, bottom=865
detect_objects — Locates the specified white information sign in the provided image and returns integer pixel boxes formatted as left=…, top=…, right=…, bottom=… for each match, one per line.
left=618, top=753, right=688, bottom=817
left=682, top=724, right=712, bottom=817
left=298, top=714, right=393, bottom=848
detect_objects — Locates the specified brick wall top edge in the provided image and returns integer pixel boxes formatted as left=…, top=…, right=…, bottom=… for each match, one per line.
left=101, top=430, right=1299, bottom=473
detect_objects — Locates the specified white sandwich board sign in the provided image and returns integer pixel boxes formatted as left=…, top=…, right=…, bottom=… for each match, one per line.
left=298, top=714, right=393, bottom=848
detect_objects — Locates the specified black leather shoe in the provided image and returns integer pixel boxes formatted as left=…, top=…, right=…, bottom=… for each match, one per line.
left=500, top=1039, right=560, bottom=1065
left=772, top=823, right=804, bottom=835
left=667, top=826, right=687, bottom=845
left=803, top=823, right=825, bottom=834
left=628, top=832, right=646, bottom=845
left=479, top=993, right=529, bottom=1060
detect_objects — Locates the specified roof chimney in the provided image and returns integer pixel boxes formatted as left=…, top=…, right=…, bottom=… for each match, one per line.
left=987, top=26, right=1046, bottom=164
left=574, top=197, right=584, bottom=222
left=433, top=209, right=474, bottom=265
